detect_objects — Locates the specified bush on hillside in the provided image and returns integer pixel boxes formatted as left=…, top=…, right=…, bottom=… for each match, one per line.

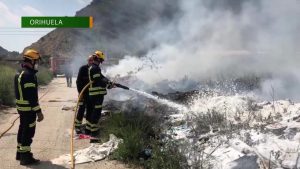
left=0, top=65, right=16, bottom=106
left=37, top=66, right=53, bottom=85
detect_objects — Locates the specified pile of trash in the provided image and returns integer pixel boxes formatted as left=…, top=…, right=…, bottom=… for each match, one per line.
left=52, top=134, right=123, bottom=165
left=103, top=89, right=300, bottom=168
left=166, top=93, right=300, bottom=169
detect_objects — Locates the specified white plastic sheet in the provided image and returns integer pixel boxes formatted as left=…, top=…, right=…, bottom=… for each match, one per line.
left=51, top=134, right=123, bottom=165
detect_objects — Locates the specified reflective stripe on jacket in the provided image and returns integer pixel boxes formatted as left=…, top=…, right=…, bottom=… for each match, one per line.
left=88, top=64, right=109, bottom=96
left=14, top=67, right=41, bottom=113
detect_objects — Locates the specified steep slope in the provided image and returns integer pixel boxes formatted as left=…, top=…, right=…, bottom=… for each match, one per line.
left=26, top=0, right=179, bottom=65
left=0, top=46, right=19, bottom=59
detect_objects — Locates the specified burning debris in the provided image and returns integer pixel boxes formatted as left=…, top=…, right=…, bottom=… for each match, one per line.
left=104, top=88, right=300, bottom=169
left=151, top=90, right=199, bottom=104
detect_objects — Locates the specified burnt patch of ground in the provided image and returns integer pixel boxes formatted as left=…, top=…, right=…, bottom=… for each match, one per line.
left=151, top=90, right=199, bottom=104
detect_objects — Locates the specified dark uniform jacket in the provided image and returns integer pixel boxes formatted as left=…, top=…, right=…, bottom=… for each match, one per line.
left=88, top=63, right=109, bottom=96
left=14, top=66, right=41, bottom=113
left=76, top=64, right=90, bottom=93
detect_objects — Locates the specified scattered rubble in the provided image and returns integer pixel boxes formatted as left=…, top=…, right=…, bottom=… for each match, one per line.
left=266, top=123, right=288, bottom=136
left=104, top=89, right=300, bottom=168
left=62, top=105, right=75, bottom=111
left=48, top=99, right=63, bottom=102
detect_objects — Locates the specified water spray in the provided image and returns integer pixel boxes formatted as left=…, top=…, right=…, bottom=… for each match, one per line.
left=113, top=83, right=188, bottom=111
left=130, top=88, right=188, bottom=111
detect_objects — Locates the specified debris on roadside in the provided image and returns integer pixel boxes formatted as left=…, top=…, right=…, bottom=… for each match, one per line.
left=62, top=105, right=74, bottom=111
left=51, top=134, right=123, bottom=165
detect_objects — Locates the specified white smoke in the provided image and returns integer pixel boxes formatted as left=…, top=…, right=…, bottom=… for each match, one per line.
left=106, top=0, right=300, bottom=100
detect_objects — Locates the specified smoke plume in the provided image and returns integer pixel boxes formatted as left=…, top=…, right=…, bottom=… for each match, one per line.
left=104, top=0, right=300, bottom=100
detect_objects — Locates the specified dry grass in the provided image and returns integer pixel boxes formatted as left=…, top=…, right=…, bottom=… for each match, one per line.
left=0, top=65, right=15, bottom=106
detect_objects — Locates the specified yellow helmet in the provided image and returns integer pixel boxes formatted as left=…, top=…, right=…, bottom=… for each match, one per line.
left=94, top=50, right=105, bottom=60
left=23, top=49, right=40, bottom=60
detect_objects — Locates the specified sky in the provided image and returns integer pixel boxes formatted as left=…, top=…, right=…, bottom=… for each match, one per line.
left=0, top=0, right=92, bottom=52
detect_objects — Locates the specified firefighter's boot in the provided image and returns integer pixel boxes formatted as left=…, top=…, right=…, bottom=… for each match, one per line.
left=16, top=152, right=20, bottom=160
left=20, top=153, right=40, bottom=165
left=90, top=138, right=102, bottom=143
left=75, top=127, right=83, bottom=135
left=90, top=132, right=101, bottom=143
left=84, top=128, right=91, bottom=136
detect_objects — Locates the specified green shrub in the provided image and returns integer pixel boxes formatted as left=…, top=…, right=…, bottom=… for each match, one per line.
left=0, top=65, right=16, bottom=106
left=102, top=112, right=187, bottom=168
left=37, top=66, right=53, bottom=85
left=0, top=64, right=53, bottom=106
left=112, top=125, right=144, bottom=162
left=103, top=113, right=154, bottom=163
left=144, top=140, right=188, bottom=169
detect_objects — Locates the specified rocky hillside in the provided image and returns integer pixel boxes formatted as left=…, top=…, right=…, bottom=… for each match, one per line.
left=26, top=0, right=179, bottom=65
left=0, top=46, right=19, bottom=59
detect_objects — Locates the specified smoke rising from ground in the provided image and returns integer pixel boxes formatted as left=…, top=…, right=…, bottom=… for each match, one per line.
left=105, top=0, right=300, bottom=100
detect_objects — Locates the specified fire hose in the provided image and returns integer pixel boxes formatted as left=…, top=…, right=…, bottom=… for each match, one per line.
left=0, top=116, right=19, bottom=139
left=0, top=87, right=52, bottom=140
left=0, top=81, right=129, bottom=169
left=70, top=81, right=92, bottom=169
left=71, top=82, right=129, bottom=169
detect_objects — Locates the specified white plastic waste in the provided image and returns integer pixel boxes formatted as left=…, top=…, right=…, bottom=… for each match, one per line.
left=51, top=134, right=123, bottom=165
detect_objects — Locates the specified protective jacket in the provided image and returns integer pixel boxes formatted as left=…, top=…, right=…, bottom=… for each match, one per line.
left=76, top=64, right=90, bottom=93
left=88, top=63, right=109, bottom=96
left=14, top=65, right=41, bottom=155
left=14, top=66, right=41, bottom=113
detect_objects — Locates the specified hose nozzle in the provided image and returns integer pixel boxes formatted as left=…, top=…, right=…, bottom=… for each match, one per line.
left=114, top=83, right=130, bottom=90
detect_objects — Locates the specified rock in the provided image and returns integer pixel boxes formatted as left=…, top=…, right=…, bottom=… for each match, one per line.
left=281, top=152, right=300, bottom=169
left=265, top=123, right=287, bottom=136
left=62, top=106, right=72, bottom=111
left=284, top=128, right=298, bottom=140
left=241, top=148, right=251, bottom=154
left=138, top=148, right=152, bottom=160
left=257, top=101, right=271, bottom=107
left=228, top=155, right=259, bottom=169
left=101, top=110, right=111, bottom=116
left=292, top=115, right=300, bottom=121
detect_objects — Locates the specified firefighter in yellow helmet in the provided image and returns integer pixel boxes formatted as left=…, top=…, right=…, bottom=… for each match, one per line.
left=14, top=49, right=44, bottom=165
left=86, top=50, right=115, bottom=143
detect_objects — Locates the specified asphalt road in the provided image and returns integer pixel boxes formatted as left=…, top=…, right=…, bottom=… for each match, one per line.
left=0, top=78, right=130, bottom=169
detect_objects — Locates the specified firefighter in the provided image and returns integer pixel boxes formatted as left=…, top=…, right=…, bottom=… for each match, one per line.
left=86, top=50, right=114, bottom=143
left=75, top=55, right=93, bottom=134
left=65, top=61, right=73, bottom=87
left=14, top=49, right=44, bottom=165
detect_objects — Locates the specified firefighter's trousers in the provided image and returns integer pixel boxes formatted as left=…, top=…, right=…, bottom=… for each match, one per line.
left=17, top=111, right=36, bottom=154
left=75, top=93, right=92, bottom=131
left=86, top=95, right=104, bottom=137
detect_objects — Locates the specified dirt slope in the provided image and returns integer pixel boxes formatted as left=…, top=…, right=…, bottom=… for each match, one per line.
left=25, top=0, right=179, bottom=65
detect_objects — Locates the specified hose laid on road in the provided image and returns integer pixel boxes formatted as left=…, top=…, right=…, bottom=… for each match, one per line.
left=0, top=87, right=52, bottom=140
left=70, top=82, right=92, bottom=169
left=0, top=116, right=19, bottom=139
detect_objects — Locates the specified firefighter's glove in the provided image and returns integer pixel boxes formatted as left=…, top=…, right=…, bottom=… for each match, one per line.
left=107, top=81, right=116, bottom=89
left=37, top=112, right=44, bottom=122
